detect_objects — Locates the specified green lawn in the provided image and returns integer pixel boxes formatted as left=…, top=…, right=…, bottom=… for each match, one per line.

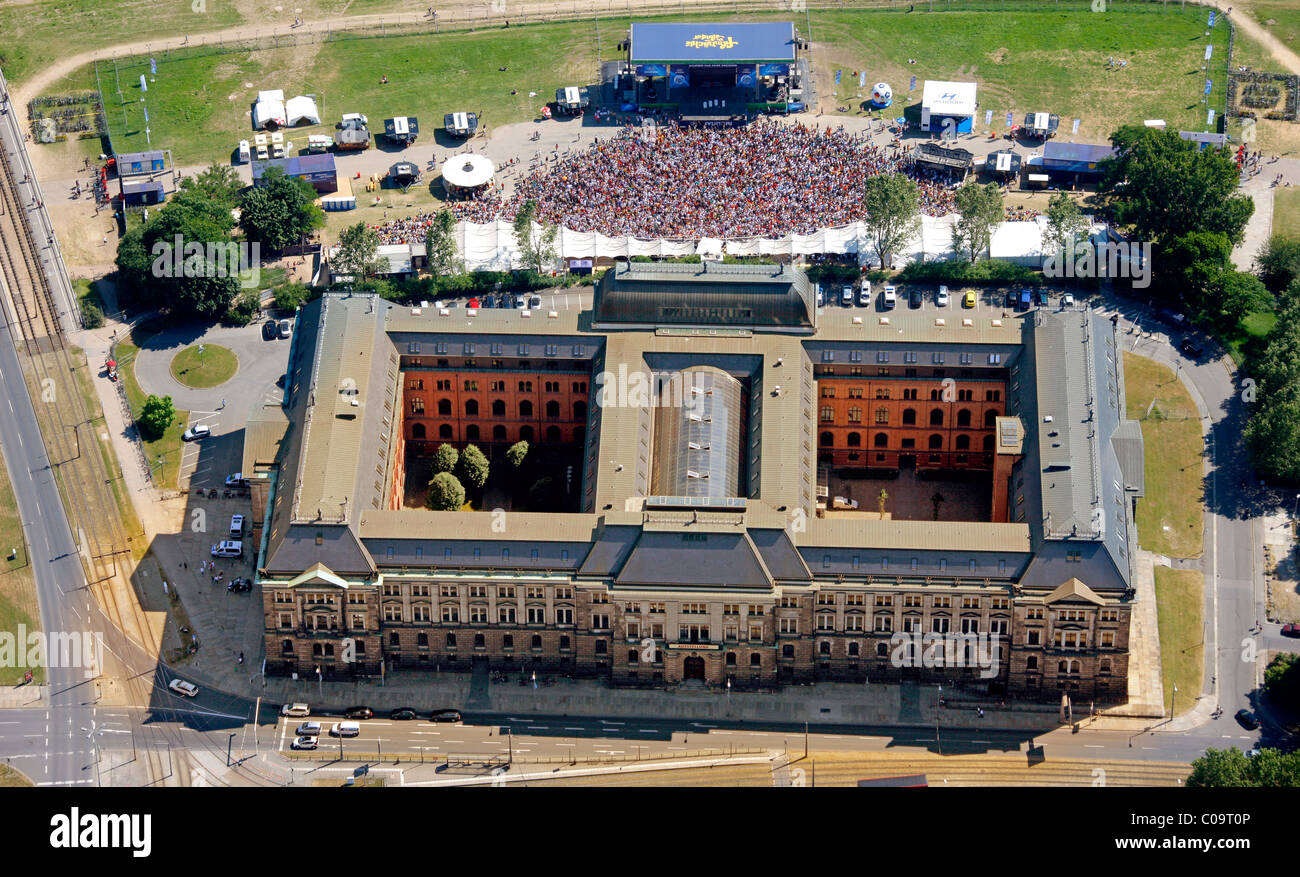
left=113, top=327, right=187, bottom=489
left=1249, top=1, right=1300, bottom=48
left=1123, top=352, right=1205, bottom=559
left=34, top=2, right=1244, bottom=167
left=0, top=443, right=43, bottom=686
left=1273, top=187, right=1300, bottom=240
left=1154, top=566, right=1205, bottom=718
left=169, top=343, right=237, bottom=388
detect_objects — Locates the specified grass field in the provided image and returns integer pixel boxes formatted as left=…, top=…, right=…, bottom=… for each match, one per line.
left=31, top=2, right=1247, bottom=166
left=1273, top=186, right=1300, bottom=239
left=114, top=328, right=187, bottom=489
left=1153, top=566, right=1205, bottom=718
left=169, top=343, right=237, bottom=388
left=0, top=438, right=43, bottom=686
left=1123, top=352, right=1204, bottom=559
left=1248, top=1, right=1300, bottom=49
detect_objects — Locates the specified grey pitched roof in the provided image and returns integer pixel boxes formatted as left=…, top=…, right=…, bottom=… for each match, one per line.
left=1110, top=419, right=1146, bottom=497
left=748, top=528, right=811, bottom=581
left=615, top=530, right=772, bottom=589
left=594, top=261, right=814, bottom=329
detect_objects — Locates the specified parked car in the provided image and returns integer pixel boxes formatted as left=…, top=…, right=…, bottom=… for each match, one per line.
left=227, top=577, right=252, bottom=593
left=210, top=540, right=243, bottom=558
left=858, top=281, right=871, bottom=307
left=277, top=319, right=292, bottom=339
left=430, top=709, right=463, bottom=723
left=169, top=678, right=198, bottom=697
left=963, top=290, right=977, bottom=308
left=467, top=297, right=480, bottom=308
left=1035, top=289, right=1049, bottom=306
left=225, top=473, right=250, bottom=488
left=280, top=703, right=311, bottom=717
left=263, top=319, right=279, bottom=340
left=295, top=721, right=322, bottom=736
left=480, top=295, right=496, bottom=309
left=390, top=707, right=418, bottom=720
left=936, top=286, right=949, bottom=307
left=291, top=735, right=318, bottom=750
left=831, top=496, right=859, bottom=510
left=909, top=288, right=922, bottom=309
left=1235, top=709, right=1260, bottom=731
left=1179, top=338, right=1204, bottom=357
left=514, top=295, right=528, bottom=309
left=229, top=514, right=245, bottom=537
left=528, top=295, right=543, bottom=310
left=882, top=286, right=897, bottom=308
left=841, top=285, right=854, bottom=306
left=1062, top=292, right=1075, bottom=307
left=182, top=424, right=210, bottom=442
left=330, top=721, right=360, bottom=737
left=1005, top=290, right=1018, bottom=309
left=344, top=706, right=374, bottom=720
left=1018, top=290, right=1031, bottom=311
left=1282, top=623, right=1300, bottom=638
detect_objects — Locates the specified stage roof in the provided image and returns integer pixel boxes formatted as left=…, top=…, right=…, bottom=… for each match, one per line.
left=629, top=22, right=797, bottom=63
left=921, top=80, right=977, bottom=116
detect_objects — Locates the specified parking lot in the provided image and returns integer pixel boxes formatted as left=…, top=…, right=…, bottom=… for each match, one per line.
left=814, top=280, right=1081, bottom=316
left=429, top=289, right=594, bottom=312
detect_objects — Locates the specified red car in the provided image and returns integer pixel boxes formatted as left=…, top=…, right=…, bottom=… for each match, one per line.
left=1282, top=623, right=1300, bottom=638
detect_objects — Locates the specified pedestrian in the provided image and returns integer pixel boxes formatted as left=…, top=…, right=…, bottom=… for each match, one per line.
left=182, top=561, right=187, bottom=570
left=220, top=398, right=226, bottom=409
left=238, top=651, right=244, bottom=664
left=978, top=707, right=984, bottom=718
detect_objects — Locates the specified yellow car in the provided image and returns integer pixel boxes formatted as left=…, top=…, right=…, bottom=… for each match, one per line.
left=963, top=290, right=977, bottom=308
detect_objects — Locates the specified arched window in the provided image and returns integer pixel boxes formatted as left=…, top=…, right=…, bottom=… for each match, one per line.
left=984, top=409, right=997, bottom=428
left=874, top=432, right=888, bottom=448
left=928, top=433, right=943, bottom=449
left=628, top=649, right=639, bottom=664
left=437, top=398, right=451, bottom=416
left=930, top=388, right=941, bottom=401
left=956, top=408, right=971, bottom=427
left=781, top=644, right=795, bottom=659
left=574, top=400, right=587, bottom=420
left=531, top=634, right=542, bottom=649
left=545, top=426, right=561, bottom=443
left=876, top=642, right=889, bottom=657
left=492, top=425, right=507, bottom=442
left=491, top=399, right=506, bottom=416
left=846, top=431, right=861, bottom=447
left=983, top=434, right=995, bottom=451
left=519, top=400, right=533, bottom=417
left=411, top=423, right=426, bottom=439
left=725, top=652, right=737, bottom=666
left=438, top=424, right=453, bottom=439
left=902, top=408, right=917, bottom=425
left=466, top=425, right=480, bottom=441
left=750, top=653, right=762, bottom=667
left=465, top=399, right=479, bottom=416
left=818, top=640, right=831, bottom=655
left=955, top=434, right=970, bottom=451
left=520, top=425, right=534, bottom=442
left=848, top=641, right=860, bottom=656
left=545, top=400, right=560, bottom=418
left=929, top=408, right=943, bottom=426
left=820, top=431, right=834, bottom=446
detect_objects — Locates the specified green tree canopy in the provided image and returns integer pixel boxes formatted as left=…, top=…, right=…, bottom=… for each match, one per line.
left=178, top=163, right=244, bottom=207
left=238, top=166, right=325, bottom=251
left=1043, top=192, right=1091, bottom=257
left=505, top=440, right=530, bottom=469
left=1099, top=125, right=1253, bottom=247
left=952, top=182, right=1004, bottom=264
left=1187, top=747, right=1300, bottom=787
left=139, top=394, right=175, bottom=440
left=426, top=471, right=466, bottom=510
left=332, top=222, right=388, bottom=279
left=432, top=443, right=459, bottom=475
left=456, top=444, right=490, bottom=491
left=1244, top=293, right=1300, bottom=481
left=425, top=209, right=462, bottom=278
left=1256, top=233, right=1300, bottom=294
left=861, top=173, right=921, bottom=270
left=513, top=199, right=557, bottom=274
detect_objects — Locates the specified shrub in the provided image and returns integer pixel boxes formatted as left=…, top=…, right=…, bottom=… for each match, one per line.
left=426, top=472, right=465, bottom=510
left=79, top=299, right=104, bottom=329
left=506, top=440, right=530, bottom=469
left=432, top=443, right=458, bottom=475
left=456, top=444, right=489, bottom=491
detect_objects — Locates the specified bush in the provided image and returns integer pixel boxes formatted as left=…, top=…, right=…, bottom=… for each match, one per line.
left=139, top=394, right=175, bottom=440
left=426, top=472, right=465, bottom=510
left=432, top=443, right=458, bottom=475
left=1265, top=652, right=1300, bottom=711
left=79, top=299, right=104, bottom=329
left=894, top=259, right=1042, bottom=286
left=273, top=282, right=313, bottom=312
left=223, top=288, right=260, bottom=326
left=506, top=440, right=530, bottom=469
left=456, top=444, right=490, bottom=491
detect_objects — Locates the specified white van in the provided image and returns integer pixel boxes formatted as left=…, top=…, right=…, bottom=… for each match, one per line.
left=330, top=721, right=360, bottom=738
left=229, top=514, right=245, bottom=538
left=210, top=540, right=243, bottom=558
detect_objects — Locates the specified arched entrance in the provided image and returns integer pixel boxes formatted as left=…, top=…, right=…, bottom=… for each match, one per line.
left=683, top=656, right=706, bottom=681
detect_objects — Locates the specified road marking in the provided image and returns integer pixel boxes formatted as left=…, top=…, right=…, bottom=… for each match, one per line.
left=1083, top=744, right=1104, bottom=748
left=564, top=727, right=583, bottom=731
left=637, top=729, right=657, bottom=734
left=599, top=720, right=625, bottom=725
left=526, top=726, right=548, bottom=730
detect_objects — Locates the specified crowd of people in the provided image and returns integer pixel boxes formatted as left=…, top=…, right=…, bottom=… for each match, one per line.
left=426, top=119, right=968, bottom=239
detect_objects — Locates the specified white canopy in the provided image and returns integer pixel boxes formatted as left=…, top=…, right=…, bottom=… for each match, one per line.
left=1029, top=112, right=1050, bottom=130
left=257, top=89, right=284, bottom=102
left=253, top=97, right=286, bottom=129
left=453, top=112, right=469, bottom=131
left=563, top=87, right=580, bottom=104
left=441, top=153, right=495, bottom=189
left=285, top=95, right=321, bottom=126
left=921, top=80, right=977, bottom=116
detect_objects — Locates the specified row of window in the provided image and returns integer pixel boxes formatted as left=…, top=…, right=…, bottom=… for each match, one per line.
left=412, top=399, right=588, bottom=419
left=821, top=387, right=1002, bottom=402
left=412, top=378, right=589, bottom=394
left=820, top=407, right=999, bottom=427
left=818, top=350, right=1004, bottom=366
left=409, top=422, right=580, bottom=443
left=408, top=342, right=588, bottom=357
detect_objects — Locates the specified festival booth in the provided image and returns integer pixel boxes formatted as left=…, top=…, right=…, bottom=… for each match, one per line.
left=389, top=162, right=421, bottom=191
left=1041, top=141, right=1116, bottom=186
left=440, top=154, right=495, bottom=199
left=1022, top=112, right=1059, bottom=140
left=285, top=96, right=321, bottom=127
left=443, top=112, right=479, bottom=138
left=912, top=142, right=975, bottom=179
left=920, top=80, right=977, bottom=135
left=986, top=149, right=1022, bottom=181
left=625, top=21, right=802, bottom=120
left=253, top=90, right=287, bottom=130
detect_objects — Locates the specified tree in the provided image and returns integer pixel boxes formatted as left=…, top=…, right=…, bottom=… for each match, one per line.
left=424, top=209, right=461, bottom=278
left=1244, top=295, right=1300, bottom=481
left=1187, top=747, right=1300, bottom=787
left=505, top=440, right=529, bottom=469
left=1099, top=125, right=1253, bottom=247
left=513, top=199, right=557, bottom=274
left=272, top=282, right=312, bottom=312
left=238, top=166, right=325, bottom=251
left=877, top=489, right=888, bottom=516
left=426, top=472, right=466, bottom=510
left=1256, top=233, right=1300, bottom=294
left=331, top=222, right=389, bottom=279
left=224, top=288, right=261, bottom=326
left=1264, top=652, right=1300, bottom=710
left=456, top=444, right=489, bottom=491
left=79, top=299, right=104, bottom=329
left=528, top=476, right=558, bottom=511
left=432, top=443, right=459, bottom=475
left=1197, top=269, right=1271, bottom=327
left=139, top=394, right=175, bottom=440
left=178, top=163, right=243, bottom=207
left=861, top=173, right=921, bottom=270
left=951, top=182, right=1003, bottom=264
left=1042, top=192, right=1091, bottom=259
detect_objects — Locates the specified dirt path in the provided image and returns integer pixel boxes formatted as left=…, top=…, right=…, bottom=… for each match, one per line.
left=1207, top=1, right=1300, bottom=75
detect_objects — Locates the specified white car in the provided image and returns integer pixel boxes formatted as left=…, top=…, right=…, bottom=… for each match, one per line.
left=329, top=721, right=361, bottom=738
left=225, top=473, right=250, bottom=488
left=1062, top=293, right=1075, bottom=307
left=280, top=703, right=310, bottom=717
left=168, top=679, right=198, bottom=697
left=291, top=735, right=318, bottom=750
left=858, top=280, right=872, bottom=307
left=182, top=424, right=210, bottom=442
left=229, top=514, right=245, bottom=537
left=882, top=286, right=897, bottom=308
left=841, top=285, right=854, bottom=306
left=936, top=286, right=950, bottom=307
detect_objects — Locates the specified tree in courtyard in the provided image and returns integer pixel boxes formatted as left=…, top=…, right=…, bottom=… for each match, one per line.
left=512, top=199, right=558, bottom=274
left=331, top=222, right=389, bottom=280
left=238, top=166, right=325, bottom=251
left=432, top=443, right=459, bottom=475
left=456, top=444, right=490, bottom=491
left=139, top=394, right=175, bottom=440
left=505, top=440, right=530, bottom=469
left=426, top=472, right=465, bottom=510
left=952, top=182, right=1004, bottom=264
left=861, top=173, right=921, bottom=270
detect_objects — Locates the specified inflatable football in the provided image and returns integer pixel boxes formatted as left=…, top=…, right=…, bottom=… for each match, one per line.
left=870, top=82, right=893, bottom=108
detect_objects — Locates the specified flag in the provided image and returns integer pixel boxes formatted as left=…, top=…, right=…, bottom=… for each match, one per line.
left=985, top=109, right=993, bottom=125
left=1208, top=10, right=1215, bottom=27
left=859, top=71, right=866, bottom=88
left=143, top=106, right=149, bottom=123
left=139, top=74, right=147, bottom=92
left=835, top=69, right=841, bottom=85
left=1072, top=118, right=1080, bottom=135
left=909, top=75, right=917, bottom=91
left=150, top=58, right=157, bottom=75
left=1205, top=45, right=1213, bottom=61
left=1005, top=111, right=1013, bottom=127
left=1205, top=79, right=1213, bottom=95
left=1207, top=108, right=1216, bottom=127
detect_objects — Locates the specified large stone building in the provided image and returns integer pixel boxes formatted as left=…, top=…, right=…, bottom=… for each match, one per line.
left=252, top=263, right=1143, bottom=704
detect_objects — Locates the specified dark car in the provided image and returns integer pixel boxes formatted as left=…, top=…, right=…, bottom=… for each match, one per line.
left=1235, top=709, right=1260, bottom=731
left=908, top=288, right=922, bottom=309
left=390, top=707, right=418, bottom=720
left=344, top=706, right=374, bottom=720
left=1005, top=290, right=1017, bottom=309
left=480, top=295, right=496, bottom=309
left=263, top=319, right=279, bottom=340
left=1018, top=290, right=1031, bottom=311
left=275, top=374, right=287, bottom=388
left=430, top=709, right=463, bottom=723
left=1180, top=338, right=1204, bottom=357
left=1282, top=623, right=1300, bottom=638
left=1035, top=289, right=1049, bottom=306
left=227, top=577, right=252, bottom=593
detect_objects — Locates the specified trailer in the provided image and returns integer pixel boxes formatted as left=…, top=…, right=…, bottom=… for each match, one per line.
left=303, top=135, right=333, bottom=154
left=333, top=126, right=370, bottom=151
left=383, top=116, right=420, bottom=146
left=554, top=86, right=590, bottom=116
left=237, top=140, right=251, bottom=164
left=443, top=111, right=479, bottom=138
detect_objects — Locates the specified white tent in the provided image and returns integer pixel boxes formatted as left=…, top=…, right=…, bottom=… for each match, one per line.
left=253, top=91, right=286, bottom=129
left=285, top=95, right=321, bottom=127
left=921, top=80, right=977, bottom=132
